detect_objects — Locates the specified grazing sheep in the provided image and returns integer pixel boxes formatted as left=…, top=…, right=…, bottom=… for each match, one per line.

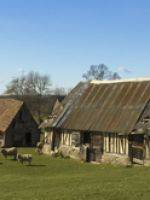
left=1, top=147, right=17, bottom=160
left=36, top=142, right=44, bottom=154
left=17, top=154, right=32, bottom=165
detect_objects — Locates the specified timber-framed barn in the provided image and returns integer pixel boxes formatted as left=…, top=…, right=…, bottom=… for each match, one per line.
left=0, top=99, right=40, bottom=147
left=42, top=78, right=150, bottom=165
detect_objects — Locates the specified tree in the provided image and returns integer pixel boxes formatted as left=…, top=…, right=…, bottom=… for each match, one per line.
left=5, top=71, right=52, bottom=123
left=53, top=87, right=66, bottom=95
left=6, top=76, right=26, bottom=97
left=82, top=64, right=121, bottom=81
left=25, top=71, right=51, bottom=95
left=25, top=71, right=52, bottom=123
left=6, top=71, right=51, bottom=96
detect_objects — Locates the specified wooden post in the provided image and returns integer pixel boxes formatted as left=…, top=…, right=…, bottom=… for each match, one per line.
left=106, top=133, right=109, bottom=152
left=114, top=133, right=117, bottom=153
left=104, top=134, right=106, bottom=152
left=120, top=137, right=123, bottom=154
left=126, top=136, right=129, bottom=155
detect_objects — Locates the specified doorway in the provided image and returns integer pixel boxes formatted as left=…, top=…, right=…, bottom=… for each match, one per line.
left=25, top=132, right=32, bottom=147
left=128, top=134, right=144, bottom=164
left=82, top=133, right=91, bottom=162
left=90, top=134, right=104, bottom=162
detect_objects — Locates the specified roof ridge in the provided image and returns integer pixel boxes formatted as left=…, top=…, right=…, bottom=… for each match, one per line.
left=91, top=77, right=150, bottom=84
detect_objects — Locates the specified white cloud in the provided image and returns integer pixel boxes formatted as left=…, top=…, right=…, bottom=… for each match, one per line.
left=117, top=66, right=133, bottom=74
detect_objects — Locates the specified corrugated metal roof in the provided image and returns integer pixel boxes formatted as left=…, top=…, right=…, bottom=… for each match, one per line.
left=52, top=82, right=89, bottom=128
left=53, top=80, right=150, bottom=134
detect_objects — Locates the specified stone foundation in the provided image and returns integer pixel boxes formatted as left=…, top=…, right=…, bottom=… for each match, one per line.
left=101, top=153, right=129, bottom=166
left=42, top=144, right=51, bottom=155
left=142, top=159, right=150, bottom=166
left=42, top=144, right=150, bottom=166
left=58, top=145, right=81, bottom=160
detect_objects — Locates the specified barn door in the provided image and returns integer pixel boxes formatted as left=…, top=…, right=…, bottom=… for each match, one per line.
left=90, top=134, right=104, bottom=162
left=129, top=134, right=145, bottom=164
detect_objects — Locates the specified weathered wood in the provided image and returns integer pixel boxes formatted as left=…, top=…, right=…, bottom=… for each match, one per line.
left=106, top=134, right=109, bottom=152
left=114, top=133, right=117, bottom=153
left=126, top=137, right=129, bottom=155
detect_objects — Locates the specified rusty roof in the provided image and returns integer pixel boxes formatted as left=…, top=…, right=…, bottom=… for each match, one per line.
left=0, top=99, right=23, bottom=133
left=52, top=82, right=89, bottom=128
left=53, top=80, right=150, bottom=134
left=41, top=82, right=89, bottom=129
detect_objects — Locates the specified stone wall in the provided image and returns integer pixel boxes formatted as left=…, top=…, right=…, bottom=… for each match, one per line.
left=42, top=144, right=51, bottom=155
left=58, top=145, right=81, bottom=160
left=101, top=153, right=129, bottom=166
left=45, top=131, right=53, bottom=144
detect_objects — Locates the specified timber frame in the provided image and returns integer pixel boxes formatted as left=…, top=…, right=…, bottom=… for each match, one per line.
left=42, top=79, right=150, bottom=165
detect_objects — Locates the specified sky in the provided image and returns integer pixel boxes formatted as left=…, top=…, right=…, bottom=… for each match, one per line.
left=0, top=0, right=150, bottom=93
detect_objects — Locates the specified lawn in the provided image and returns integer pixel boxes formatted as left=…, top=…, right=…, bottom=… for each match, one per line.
left=0, top=148, right=150, bottom=200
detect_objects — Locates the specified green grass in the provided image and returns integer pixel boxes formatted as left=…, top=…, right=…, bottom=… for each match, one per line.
left=0, top=148, right=150, bottom=200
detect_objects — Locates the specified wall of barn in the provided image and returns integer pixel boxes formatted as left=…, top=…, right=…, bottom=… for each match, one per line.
left=145, top=138, right=150, bottom=160
left=41, top=129, right=54, bottom=154
left=54, top=131, right=82, bottom=160
left=101, top=133, right=129, bottom=165
left=59, top=131, right=81, bottom=147
left=138, top=135, right=150, bottom=165
left=144, top=136, right=150, bottom=166
left=127, top=134, right=150, bottom=165
left=129, top=135, right=150, bottom=166
left=50, top=130, right=81, bottom=150
left=50, top=130, right=130, bottom=165
left=0, top=134, right=5, bottom=147
left=4, top=104, right=40, bottom=147
left=50, top=130, right=150, bottom=166
left=103, top=133, right=128, bottom=155
left=44, top=129, right=53, bottom=144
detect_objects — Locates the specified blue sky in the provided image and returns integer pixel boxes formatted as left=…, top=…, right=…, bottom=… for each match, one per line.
left=0, top=0, right=150, bottom=93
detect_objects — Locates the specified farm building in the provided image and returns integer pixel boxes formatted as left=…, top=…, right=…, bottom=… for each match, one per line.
left=40, top=94, right=67, bottom=153
left=0, top=99, right=40, bottom=147
left=43, top=78, right=150, bottom=165
left=0, top=94, right=65, bottom=123
left=38, top=95, right=65, bottom=120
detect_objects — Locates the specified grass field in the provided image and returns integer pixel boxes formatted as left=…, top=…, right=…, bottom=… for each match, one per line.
left=0, top=148, right=150, bottom=200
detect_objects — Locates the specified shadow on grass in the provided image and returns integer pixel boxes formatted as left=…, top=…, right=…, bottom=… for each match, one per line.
left=26, top=164, right=46, bottom=167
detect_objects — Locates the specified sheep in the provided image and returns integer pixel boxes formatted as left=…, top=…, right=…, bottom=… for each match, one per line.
left=17, top=154, right=32, bottom=165
left=1, top=147, right=17, bottom=160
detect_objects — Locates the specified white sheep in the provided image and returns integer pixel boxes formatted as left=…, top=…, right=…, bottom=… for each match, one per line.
left=17, top=154, right=32, bottom=165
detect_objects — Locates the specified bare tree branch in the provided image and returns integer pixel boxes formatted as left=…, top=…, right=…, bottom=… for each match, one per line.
left=82, top=64, right=121, bottom=81
left=5, top=71, right=52, bottom=123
